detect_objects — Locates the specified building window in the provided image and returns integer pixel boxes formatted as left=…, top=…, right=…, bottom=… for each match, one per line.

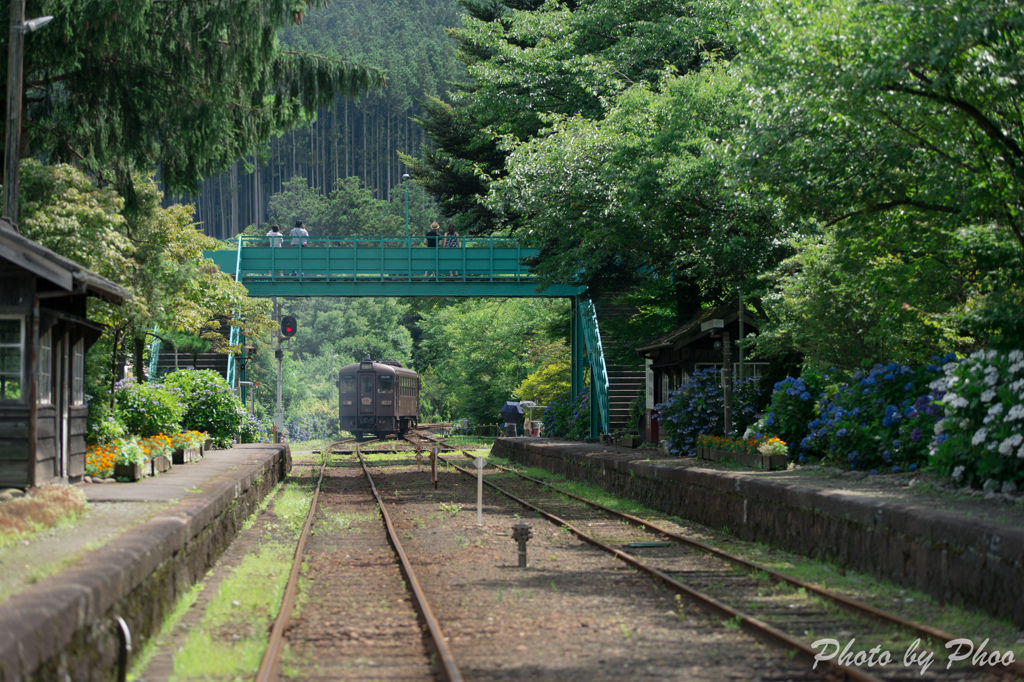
left=72, top=339, right=85, bottom=405
left=0, top=317, right=23, bottom=401
left=38, top=329, right=52, bottom=405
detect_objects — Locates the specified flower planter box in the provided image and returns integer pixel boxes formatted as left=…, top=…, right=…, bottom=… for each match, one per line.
left=172, top=446, right=201, bottom=464
left=615, top=436, right=642, bottom=448
left=203, top=438, right=214, bottom=452
left=150, top=454, right=172, bottom=476
left=697, top=446, right=787, bottom=471
left=113, top=462, right=147, bottom=482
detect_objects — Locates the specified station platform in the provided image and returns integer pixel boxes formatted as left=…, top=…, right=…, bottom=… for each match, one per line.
left=492, top=438, right=1024, bottom=629
left=0, top=444, right=291, bottom=682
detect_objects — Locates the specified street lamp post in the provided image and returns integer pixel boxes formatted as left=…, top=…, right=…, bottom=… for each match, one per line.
left=402, top=172, right=411, bottom=242
left=3, top=1, right=52, bottom=228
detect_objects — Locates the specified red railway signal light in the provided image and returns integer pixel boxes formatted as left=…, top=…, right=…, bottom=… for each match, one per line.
left=280, top=315, right=297, bottom=338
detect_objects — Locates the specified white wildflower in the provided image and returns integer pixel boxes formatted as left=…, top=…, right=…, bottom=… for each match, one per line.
left=987, top=349, right=999, bottom=360
left=981, top=389, right=996, bottom=403
left=985, top=373, right=998, bottom=387
left=984, top=414, right=995, bottom=425
left=1010, top=362, right=1024, bottom=375
left=1019, top=446, right=1024, bottom=459
left=988, top=403, right=1005, bottom=416
left=1007, top=404, right=1024, bottom=422
left=952, top=465, right=965, bottom=481
left=944, top=392, right=959, bottom=404
left=934, top=420, right=945, bottom=435
left=1012, top=379, right=1024, bottom=392
left=971, top=427, right=988, bottom=446
left=987, top=441, right=998, bottom=451
left=1009, top=350, right=1023, bottom=363
left=951, top=397, right=969, bottom=409
left=970, top=350, right=985, bottom=360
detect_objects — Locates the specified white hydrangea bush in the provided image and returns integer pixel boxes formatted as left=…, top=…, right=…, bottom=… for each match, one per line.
left=930, top=349, right=1024, bottom=486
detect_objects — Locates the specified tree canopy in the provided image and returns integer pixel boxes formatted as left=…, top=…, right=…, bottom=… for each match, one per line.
left=7, top=0, right=385, bottom=195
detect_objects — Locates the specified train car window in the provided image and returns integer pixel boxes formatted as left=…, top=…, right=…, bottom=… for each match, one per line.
left=378, top=375, right=394, bottom=393
left=340, top=376, right=355, bottom=394
left=360, top=375, right=373, bottom=393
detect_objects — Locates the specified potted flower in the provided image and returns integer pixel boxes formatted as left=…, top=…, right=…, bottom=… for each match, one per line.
left=113, top=438, right=150, bottom=481
left=171, top=430, right=206, bottom=463
left=142, top=434, right=174, bottom=475
left=757, top=436, right=788, bottom=470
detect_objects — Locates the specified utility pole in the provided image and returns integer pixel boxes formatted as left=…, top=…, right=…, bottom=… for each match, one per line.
left=273, top=300, right=284, bottom=444
left=722, top=330, right=732, bottom=436
left=3, top=1, right=52, bottom=227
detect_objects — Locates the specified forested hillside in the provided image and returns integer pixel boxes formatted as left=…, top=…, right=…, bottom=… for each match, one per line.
left=172, top=0, right=465, bottom=239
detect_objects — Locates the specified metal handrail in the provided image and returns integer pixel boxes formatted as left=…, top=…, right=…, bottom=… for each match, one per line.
left=579, top=299, right=610, bottom=435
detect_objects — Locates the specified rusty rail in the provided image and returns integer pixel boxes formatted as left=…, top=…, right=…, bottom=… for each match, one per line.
left=355, top=447, right=464, bottom=682
left=254, top=444, right=335, bottom=682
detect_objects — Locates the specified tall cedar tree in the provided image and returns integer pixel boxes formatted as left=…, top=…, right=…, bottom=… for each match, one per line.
left=2, top=0, right=384, bottom=199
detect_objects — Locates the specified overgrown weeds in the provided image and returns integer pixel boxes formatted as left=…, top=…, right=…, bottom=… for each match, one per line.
left=0, top=486, right=88, bottom=548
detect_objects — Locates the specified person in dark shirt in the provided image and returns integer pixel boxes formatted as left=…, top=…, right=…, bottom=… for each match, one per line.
left=423, top=221, right=441, bottom=276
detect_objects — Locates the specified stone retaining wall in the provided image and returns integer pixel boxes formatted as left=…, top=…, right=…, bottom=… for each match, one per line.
left=0, top=445, right=291, bottom=682
left=493, top=438, right=1024, bottom=627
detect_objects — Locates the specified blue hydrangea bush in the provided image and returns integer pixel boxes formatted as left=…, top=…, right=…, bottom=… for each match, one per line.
left=797, top=360, right=949, bottom=472
left=758, top=370, right=828, bottom=457
left=657, top=368, right=763, bottom=457
left=930, top=349, right=1024, bottom=486
left=543, top=388, right=591, bottom=440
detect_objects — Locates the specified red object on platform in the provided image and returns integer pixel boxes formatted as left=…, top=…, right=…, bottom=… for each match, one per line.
left=645, top=409, right=659, bottom=443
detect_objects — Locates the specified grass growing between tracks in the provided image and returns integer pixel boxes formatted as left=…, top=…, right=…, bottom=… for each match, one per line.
left=483, top=454, right=1024, bottom=663
left=128, top=478, right=315, bottom=681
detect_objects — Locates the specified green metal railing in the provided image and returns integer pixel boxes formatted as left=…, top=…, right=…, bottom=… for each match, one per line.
left=579, top=299, right=610, bottom=436
left=203, top=235, right=583, bottom=298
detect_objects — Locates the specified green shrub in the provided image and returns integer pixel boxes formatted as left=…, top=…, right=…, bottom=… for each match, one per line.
left=930, top=349, right=1024, bottom=487
left=86, top=401, right=127, bottom=445
left=163, top=369, right=245, bottom=440
left=113, top=379, right=184, bottom=437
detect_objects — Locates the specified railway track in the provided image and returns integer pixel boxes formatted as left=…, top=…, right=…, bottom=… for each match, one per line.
left=429, top=445, right=1020, bottom=682
left=253, top=432, right=1018, bottom=681
left=255, top=438, right=462, bottom=682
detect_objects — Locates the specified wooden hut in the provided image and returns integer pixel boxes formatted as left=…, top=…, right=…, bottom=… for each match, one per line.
left=635, top=305, right=763, bottom=442
left=0, top=221, right=129, bottom=488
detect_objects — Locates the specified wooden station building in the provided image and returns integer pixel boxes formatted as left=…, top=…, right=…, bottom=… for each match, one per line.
left=636, top=305, right=763, bottom=443
left=0, top=221, right=129, bottom=488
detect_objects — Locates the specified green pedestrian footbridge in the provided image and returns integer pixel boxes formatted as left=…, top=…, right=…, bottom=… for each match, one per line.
left=163, top=235, right=610, bottom=435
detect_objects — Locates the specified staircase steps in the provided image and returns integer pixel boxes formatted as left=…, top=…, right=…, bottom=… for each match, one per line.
left=154, top=351, right=229, bottom=380
left=592, top=294, right=646, bottom=434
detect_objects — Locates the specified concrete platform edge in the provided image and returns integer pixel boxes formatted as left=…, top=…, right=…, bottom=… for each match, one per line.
left=0, top=444, right=291, bottom=682
left=492, top=438, right=1024, bottom=627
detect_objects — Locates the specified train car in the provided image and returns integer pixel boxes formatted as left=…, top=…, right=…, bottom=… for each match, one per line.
left=339, top=356, right=419, bottom=440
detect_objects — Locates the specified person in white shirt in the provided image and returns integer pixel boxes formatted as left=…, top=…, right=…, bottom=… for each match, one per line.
left=289, top=221, right=309, bottom=247
left=266, top=224, right=283, bottom=248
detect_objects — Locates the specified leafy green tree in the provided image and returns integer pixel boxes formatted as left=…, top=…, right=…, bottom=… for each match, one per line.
left=513, top=357, right=569, bottom=406
left=489, top=64, right=785, bottom=298
left=737, top=0, right=1024, bottom=349
left=19, top=161, right=273, bottom=386
left=415, top=298, right=569, bottom=423
left=407, top=0, right=737, bottom=236
left=7, top=0, right=384, bottom=197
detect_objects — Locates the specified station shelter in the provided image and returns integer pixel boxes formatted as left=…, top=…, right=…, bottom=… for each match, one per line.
left=0, top=221, right=130, bottom=487
left=636, top=304, right=763, bottom=443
